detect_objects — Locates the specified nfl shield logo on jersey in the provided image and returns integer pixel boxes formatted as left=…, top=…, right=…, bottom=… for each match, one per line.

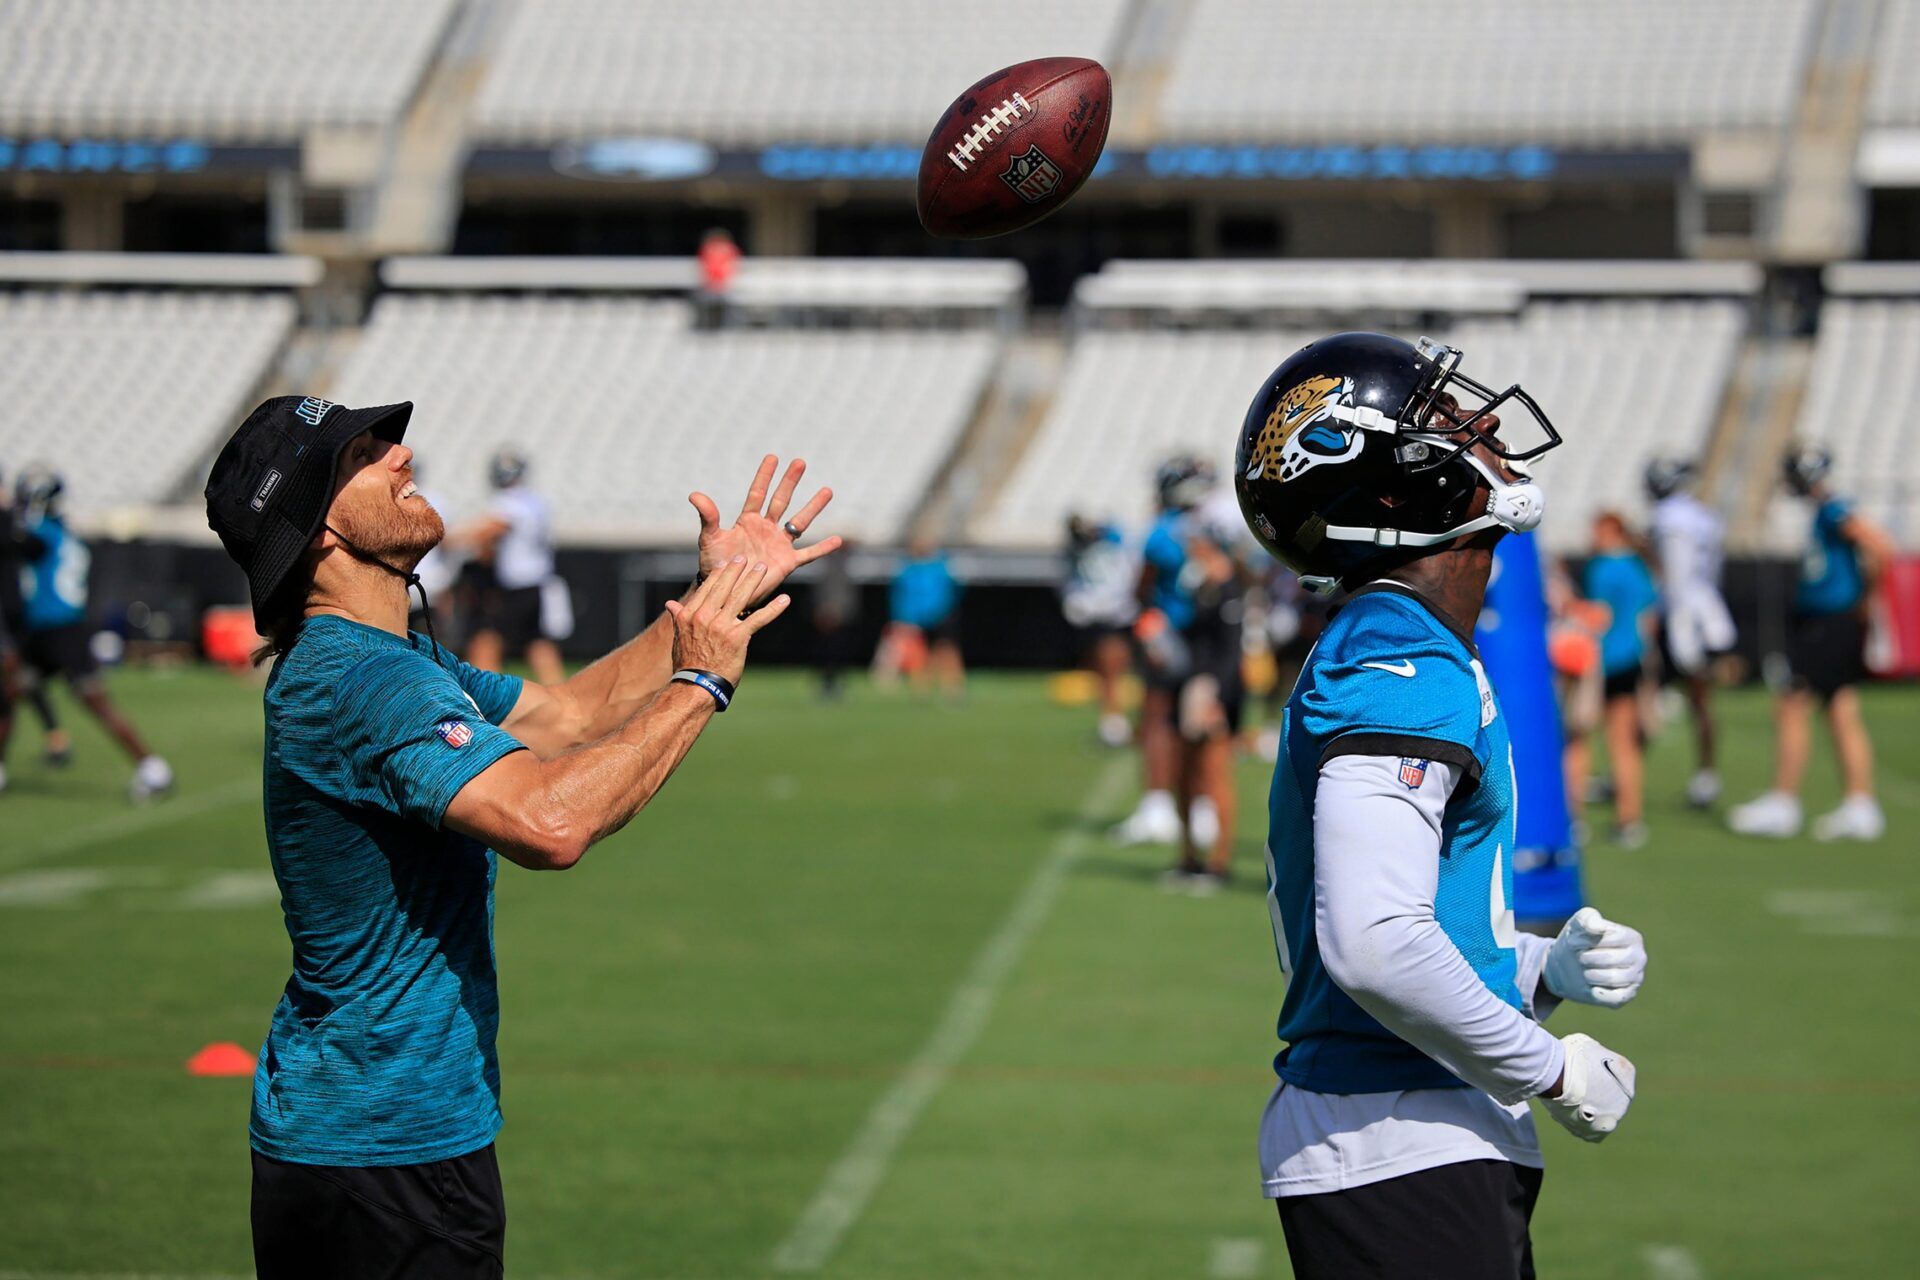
left=435, top=720, right=474, bottom=749
left=1398, top=758, right=1429, bottom=789
left=1001, top=146, right=1063, bottom=203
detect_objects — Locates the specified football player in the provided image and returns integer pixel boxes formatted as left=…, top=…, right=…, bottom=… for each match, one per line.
left=1644, top=457, right=1736, bottom=807
left=1062, top=514, right=1138, bottom=748
left=462, top=449, right=567, bottom=685
left=1112, top=456, right=1219, bottom=850
left=1236, top=334, right=1647, bottom=1279
left=1728, top=445, right=1892, bottom=840
left=1578, top=511, right=1659, bottom=848
left=2, top=467, right=172, bottom=802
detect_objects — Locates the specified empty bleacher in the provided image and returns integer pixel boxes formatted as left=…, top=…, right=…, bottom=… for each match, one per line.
left=1783, top=292, right=1920, bottom=546
left=0, top=0, right=458, bottom=140
left=1160, top=0, right=1819, bottom=143
left=0, top=288, right=295, bottom=515
left=470, top=0, right=1130, bottom=144
left=327, top=292, right=1000, bottom=543
left=1868, top=0, right=1920, bottom=126
left=983, top=264, right=1751, bottom=552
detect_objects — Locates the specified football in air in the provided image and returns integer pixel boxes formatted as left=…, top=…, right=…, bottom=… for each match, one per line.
left=917, top=56, right=1112, bottom=239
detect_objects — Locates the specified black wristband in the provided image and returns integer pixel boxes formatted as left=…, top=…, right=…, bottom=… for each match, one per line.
left=671, top=668, right=734, bottom=711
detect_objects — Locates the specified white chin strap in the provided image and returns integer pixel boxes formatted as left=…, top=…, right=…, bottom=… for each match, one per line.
left=1319, top=452, right=1545, bottom=550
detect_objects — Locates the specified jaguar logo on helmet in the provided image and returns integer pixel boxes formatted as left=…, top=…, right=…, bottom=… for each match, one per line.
left=1245, top=374, right=1367, bottom=484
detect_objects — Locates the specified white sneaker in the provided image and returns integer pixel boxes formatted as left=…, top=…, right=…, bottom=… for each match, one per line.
left=1813, top=796, right=1886, bottom=842
left=0, top=763, right=9, bottom=794
left=1728, top=791, right=1802, bottom=838
left=1097, top=713, right=1131, bottom=749
left=1685, top=770, right=1721, bottom=809
left=1188, top=797, right=1220, bottom=850
left=129, top=755, right=174, bottom=805
left=1112, top=792, right=1182, bottom=845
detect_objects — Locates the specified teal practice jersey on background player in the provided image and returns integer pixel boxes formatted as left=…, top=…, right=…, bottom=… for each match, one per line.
left=18, top=514, right=89, bottom=631
left=1797, top=497, right=1865, bottom=616
left=1265, top=583, right=1521, bottom=1095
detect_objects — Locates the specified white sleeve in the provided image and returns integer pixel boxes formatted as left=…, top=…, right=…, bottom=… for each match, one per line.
left=1313, top=754, right=1565, bottom=1105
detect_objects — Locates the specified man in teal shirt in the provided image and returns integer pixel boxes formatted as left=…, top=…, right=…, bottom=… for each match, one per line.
left=206, top=397, right=840, bottom=1277
left=1730, top=444, right=1893, bottom=841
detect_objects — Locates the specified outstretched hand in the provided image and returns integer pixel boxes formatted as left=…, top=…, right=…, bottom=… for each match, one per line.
left=690, top=455, right=843, bottom=602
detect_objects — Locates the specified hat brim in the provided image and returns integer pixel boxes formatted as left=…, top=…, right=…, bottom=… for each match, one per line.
left=247, top=402, right=413, bottom=631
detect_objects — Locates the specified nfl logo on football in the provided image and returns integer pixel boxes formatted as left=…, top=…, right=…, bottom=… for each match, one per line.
left=1001, top=146, right=1063, bottom=204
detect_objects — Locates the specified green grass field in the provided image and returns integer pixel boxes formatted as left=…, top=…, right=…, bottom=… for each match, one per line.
left=1, top=667, right=1916, bottom=1278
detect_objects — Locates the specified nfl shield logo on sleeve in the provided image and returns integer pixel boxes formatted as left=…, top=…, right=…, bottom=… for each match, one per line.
left=435, top=720, right=474, bottom=749
left=1398, top=758, right=1429, bottom=789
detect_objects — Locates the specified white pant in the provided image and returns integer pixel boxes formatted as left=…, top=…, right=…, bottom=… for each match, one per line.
left=1664, top=589, right=1736, bottom=674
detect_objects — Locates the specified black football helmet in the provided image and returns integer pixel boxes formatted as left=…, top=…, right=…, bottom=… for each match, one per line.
left=1644, top=456, right=1697, bottom=500
left=489, top=448, right=528, bottom=490
left=1781, top=442, right=1831, bottom=497
left=14, top=464, right=64, bottom=522
left=1234, top=332, right=1559, bottom=590
left=1155, top=453, right=1215, bottom=512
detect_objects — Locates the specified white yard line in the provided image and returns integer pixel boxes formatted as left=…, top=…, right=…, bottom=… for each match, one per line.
left=1208, top=1237, right=1265, bottom=1279
left=0, top=778, right=258, bottom=873
left=1643, top=1244, right=1706, bottom=1280
left=769, top=756, right=1134, bottom=1273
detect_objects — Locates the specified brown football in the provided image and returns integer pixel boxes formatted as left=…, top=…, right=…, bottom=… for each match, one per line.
left=917, top=56, right=1112, bottom=239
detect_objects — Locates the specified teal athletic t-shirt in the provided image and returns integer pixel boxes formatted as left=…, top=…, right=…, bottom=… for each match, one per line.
left=252, top=615, right=525, bottom=1166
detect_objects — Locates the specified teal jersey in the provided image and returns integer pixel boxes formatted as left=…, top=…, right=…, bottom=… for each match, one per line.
left=1583, top=550, right=1658, bottom=676
left=1796, top=497, right=1865, bottom=616
left=1265, top=584, right=1521, bottom=1095
left=890, top=554, right=960, bottom=628
left=253, top=615, right=525, bottom=1166
left=19, top=515, right=89, bottom=631
left=1143, top=511, right=1196, bottom=629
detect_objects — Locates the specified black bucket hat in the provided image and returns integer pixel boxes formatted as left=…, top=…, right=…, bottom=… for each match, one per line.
left=204, top=396, right=412, bottom=630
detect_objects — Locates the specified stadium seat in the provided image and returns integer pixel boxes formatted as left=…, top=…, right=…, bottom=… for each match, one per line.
left=470, top=0, right=1130, bottom=144
left=1160, top=0, right=1818, bottom=143
left=1780, top=297, right=1920, bottom=546
left=327, top=293, right=999, bottom=543
left=0, top=0, right=459, bottom=140
left=974, top=300, right=1743, bottom=552
left=0, top=288, right=295, bottom=516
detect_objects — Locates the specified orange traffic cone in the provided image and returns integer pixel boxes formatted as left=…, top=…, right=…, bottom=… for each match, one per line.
left=187, top=1042, right=255, bottom=1077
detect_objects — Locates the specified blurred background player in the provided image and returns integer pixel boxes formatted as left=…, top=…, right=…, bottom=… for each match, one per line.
left=1111, top=455, right=1216, bottom=848
left=874, top=535, right=965, bottom=700
left=0, top=467, right=171, bottom=802
left=1162, top=500, right=1245, bottom=892
left=463, top=448, right=568, bottom=684
left=1062, top=514, right=1138, bottom=747
left=1645, top=456, right=1736, bottom=807
left=810, top=535, right=861, bottom=701
left=1729, top=445, right=1894, bottom=841
left=1577, top=512, right=1659, bottom=848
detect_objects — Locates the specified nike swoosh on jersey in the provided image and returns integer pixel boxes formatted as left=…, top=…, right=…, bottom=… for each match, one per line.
left=1360, top=660, right=1417, bottom=677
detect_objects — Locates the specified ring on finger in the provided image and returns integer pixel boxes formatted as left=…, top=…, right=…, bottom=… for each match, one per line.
left=783, top=520, right=803, bottom=539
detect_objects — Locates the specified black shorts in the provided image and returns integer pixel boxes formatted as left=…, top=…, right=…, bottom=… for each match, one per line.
left=1276, top=1158, right=1542, bottom=1280
left=1602, top=668, right=1641, bottom=701
left=21, top=623, right=97, bottom=683
left=474, top=584, right=544, bottom=650
left=1787, top=610, right=1868, bottom=699
left=251, top=1144, right=505, bottom=1280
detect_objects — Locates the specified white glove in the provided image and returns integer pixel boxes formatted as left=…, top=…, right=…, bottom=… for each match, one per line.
left=1544, top=907, right=1646, bottom=1007
left=1542, top=1032, right=1637, bottom=1142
